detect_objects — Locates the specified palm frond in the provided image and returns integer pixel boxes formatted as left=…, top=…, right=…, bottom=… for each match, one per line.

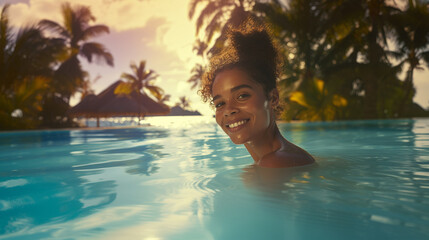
left=81, top=25, right=109, bottom=41
left=1, top=4, right=11, bottom=36
left=193, top=39, right=208, bottom=56
left=196, top=1, right=217, bottom=35
left=145, top=85, right=164, bottom=100
left=253, top=1, right=290, bottom=31
left=141, top=69, right=158, bottom=82
left=156, top=93, right=170, bottom=103
left=129, top=62, right=138, bottom=76
left=318, top=27, right=358, bottom=67
left=188, top=0, right=204, bottom=19
left=187, top=76, right=199, bottom=89
left=187, top=64, right=205, bottom=89
left=61, top=2, right=74, bottom=34
left=38, top=19, right=69, bottom=38
left=121, top=73, right=138, bottom=83
left=179, top=96, right=190, bottom=109
left=204, top=11, right=222, bottom=43
left=385, top=50, right=405, bottom=61
left=1, top=4, right=10, bottom=19
left=73, top=4, right=95, bottom=24
left=1, top=4, right=12, bottom=68
left=421, top=51, right=429, bottom=66
left=227, top=5, right=247, bottom=29
left=392, top=59, right=406, bottom=73
left=80, top=42, right=114, bottom=66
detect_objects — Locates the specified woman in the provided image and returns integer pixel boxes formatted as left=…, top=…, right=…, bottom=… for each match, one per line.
left=200, top=20, right=315, bottom=168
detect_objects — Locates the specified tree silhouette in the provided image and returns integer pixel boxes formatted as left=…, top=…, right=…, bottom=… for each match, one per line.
left=255, top=0, right=357, bottom=119
left=188, top=39, right=208, bottom=90
left=189, top=0, right=254, bottom=55
left=116, top=60, right=164, bottom=100
left=156, top=93, right=171, bottom=104
left=177, top=96, right=190, bottom=110
left=188, top=63, right=205, bottom=90
left=189, top=0, right=429, bottom=120
left=0, top=4, right=64, bottom=129
left=39, top=2, right=113, bottom=103
left=389, top=0, right=429, bottom=116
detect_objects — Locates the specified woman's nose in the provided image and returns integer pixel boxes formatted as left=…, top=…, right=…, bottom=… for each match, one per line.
left=224, top=101, right=239, bottom=116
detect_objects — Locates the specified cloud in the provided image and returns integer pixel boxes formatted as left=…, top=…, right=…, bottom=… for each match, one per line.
left=5, top=0, right=199, bottom=69
left=4, top=0, right=194, bottom=32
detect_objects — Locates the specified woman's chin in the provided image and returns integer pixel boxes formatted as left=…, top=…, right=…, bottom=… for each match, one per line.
left=229, top=136, right=248, bottom=145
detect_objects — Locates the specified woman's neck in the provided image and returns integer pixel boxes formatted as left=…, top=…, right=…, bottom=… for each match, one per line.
left=244, top=122, right=284, bottom=163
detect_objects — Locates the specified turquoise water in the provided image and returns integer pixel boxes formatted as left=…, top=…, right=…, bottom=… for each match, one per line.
left=1, top=116, right=429, bottom=239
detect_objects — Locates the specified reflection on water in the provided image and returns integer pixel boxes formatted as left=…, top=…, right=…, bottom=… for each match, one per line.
left=0, top=126, right=169, bottom=238
left=0, top=117, right=429, bottom=239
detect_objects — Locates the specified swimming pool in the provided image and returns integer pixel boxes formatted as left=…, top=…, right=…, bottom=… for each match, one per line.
left=1, top=116, right=429, bottom=239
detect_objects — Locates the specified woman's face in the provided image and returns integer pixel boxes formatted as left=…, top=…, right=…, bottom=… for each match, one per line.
left=212, top=68, right=274, bottom=144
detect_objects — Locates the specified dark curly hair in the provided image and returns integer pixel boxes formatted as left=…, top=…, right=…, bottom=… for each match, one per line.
left=200, top=18, right=281, bottom=104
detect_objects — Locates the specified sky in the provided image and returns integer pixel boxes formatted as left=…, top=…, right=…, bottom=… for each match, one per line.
left=1, top=0, right=429, bottom=115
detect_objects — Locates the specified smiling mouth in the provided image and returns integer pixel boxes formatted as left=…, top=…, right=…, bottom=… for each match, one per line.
left=226, top=119, right=249, bottom=129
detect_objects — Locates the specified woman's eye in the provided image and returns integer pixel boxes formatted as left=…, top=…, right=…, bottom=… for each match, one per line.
left=215, top=102, right=224, bottom=108
left=238, top=93, right=250, bottom=99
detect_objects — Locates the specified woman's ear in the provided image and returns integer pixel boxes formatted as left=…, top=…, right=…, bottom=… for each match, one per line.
left=268, top=89, right=279, bottom=107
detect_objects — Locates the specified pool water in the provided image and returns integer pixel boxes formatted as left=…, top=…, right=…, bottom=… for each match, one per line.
left=1, top=117, right=429, bottom=240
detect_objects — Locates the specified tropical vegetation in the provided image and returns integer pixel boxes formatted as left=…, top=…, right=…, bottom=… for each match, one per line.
left=0, top=2, right=115, bottom=130
left=1, top=4, right=63, bottom=129
left=115, top=60, right=164, bottom=101
left=2, top=0, right=429, bottom=130
left=38, top=2, right=114, bottom=126
left=189, top=0, right=429, bottom=121
left=177, top=96, right=191, bottom=110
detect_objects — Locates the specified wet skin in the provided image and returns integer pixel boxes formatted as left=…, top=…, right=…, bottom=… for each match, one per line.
left=212, top=68, right=315, bottom=168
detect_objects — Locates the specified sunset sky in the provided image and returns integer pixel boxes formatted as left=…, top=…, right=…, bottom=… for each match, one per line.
left=1, top=0, right=429, bottom=114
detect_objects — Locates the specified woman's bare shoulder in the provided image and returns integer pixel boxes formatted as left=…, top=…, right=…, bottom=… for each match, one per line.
left=258, top=144, right=315, bottom=168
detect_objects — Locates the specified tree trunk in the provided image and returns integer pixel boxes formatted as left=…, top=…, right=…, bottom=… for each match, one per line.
left=399, top=67, right=414, bottom=117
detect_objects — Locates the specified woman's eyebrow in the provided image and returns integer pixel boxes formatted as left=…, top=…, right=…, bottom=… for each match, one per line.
left=231, top=84, right=253, bottom=92
left=212, top=84, right=253, bottom=102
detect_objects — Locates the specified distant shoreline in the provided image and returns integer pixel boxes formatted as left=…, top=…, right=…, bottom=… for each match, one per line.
left=2, top=116, right=428, bottom=133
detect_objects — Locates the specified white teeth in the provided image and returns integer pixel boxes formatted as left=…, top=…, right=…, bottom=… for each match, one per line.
left=228, top=120, right=247, bottom=128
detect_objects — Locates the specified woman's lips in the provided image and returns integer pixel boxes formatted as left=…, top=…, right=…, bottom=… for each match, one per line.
left=226, top=119, right=249, bottom=132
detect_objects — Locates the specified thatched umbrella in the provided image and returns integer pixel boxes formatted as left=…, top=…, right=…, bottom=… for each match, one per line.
left=68, top=80, right=170, bottom=127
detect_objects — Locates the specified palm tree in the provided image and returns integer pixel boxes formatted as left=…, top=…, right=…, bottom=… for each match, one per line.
left=254, top=0, right=358, bottom=120
left=0, top=4, right=63, bottom=129
left=116, top=60, right=164, bottom=100
left=188, top=63, right=206, bottom=90
left=258, top=0, right=406, bottom=120
left=287, top=78, right=348, bottom=121
left=189, top=0, right=255, bottom=55
left=39, top=2, right=113, bottom=103
left=177, top=96, right=190, bottom=110
left=187, top=39, right=208, bottom=90
left=351, top=0, right=401, bottom=118
left=1, top=5, right=61, bottom=93
left=389, top=0, right=429, bottom=116
left=156, top=93, right=171, bottom=104
left=192, top=38, right=208, bottom=57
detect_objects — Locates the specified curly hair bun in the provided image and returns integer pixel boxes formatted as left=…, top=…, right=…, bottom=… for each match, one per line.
left=199, top=17, right=280, bottom=103
left=230, top=29, right=277, bottom=69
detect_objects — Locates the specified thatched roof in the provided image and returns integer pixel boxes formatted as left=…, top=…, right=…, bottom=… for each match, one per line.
left=68, top=80, right=170, bottom=118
